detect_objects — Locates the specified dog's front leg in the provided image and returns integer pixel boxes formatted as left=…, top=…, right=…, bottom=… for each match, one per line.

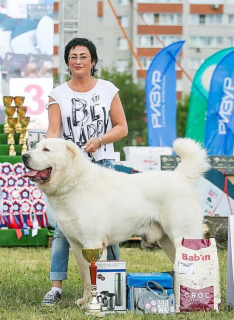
left=69, top=241, right=91, bottom=307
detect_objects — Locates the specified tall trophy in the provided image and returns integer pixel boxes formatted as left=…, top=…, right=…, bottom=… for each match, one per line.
left=3, top=96, right=14, bottom=133
left=15, top=106, right=27, bottom=133
left=19, top=116, right=30, bottom=154
left=8, top=116, right=18, bottom=156
left=82, top=248, right=103, bottom=317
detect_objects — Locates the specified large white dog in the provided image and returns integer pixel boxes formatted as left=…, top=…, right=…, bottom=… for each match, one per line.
left=22, top=137, right=209, bottom=305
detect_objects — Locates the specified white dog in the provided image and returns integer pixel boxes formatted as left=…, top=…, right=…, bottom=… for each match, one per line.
left=22, top=137, right=209, bottom=306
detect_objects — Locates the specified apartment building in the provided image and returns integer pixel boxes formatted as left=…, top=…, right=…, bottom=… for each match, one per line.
left=53, top=0, right=234, bottom=99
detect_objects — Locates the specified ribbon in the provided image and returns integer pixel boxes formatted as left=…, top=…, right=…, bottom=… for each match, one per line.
left=22, top=214, right=29, bottom=236
left=32, top=214, right=39, bottom=237
left=0, top=176, right=7, bottom=187
left=2, top=187, right=9, bottom=199
left=13, top=163, right=24, bottom=176
left=33, top=200, right=47, bottom=228
left=20, top=187, right=31, bottom=200
left=7, top=175, right=17, bottom=188
left=2, top=214, right=22, bottom=239
left=2, top=162, right=13, bottom=175
left=17, top=176, right=26, bottom=188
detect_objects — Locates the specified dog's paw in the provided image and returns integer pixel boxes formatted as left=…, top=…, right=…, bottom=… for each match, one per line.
left=75, top=296, right=90, bottom=308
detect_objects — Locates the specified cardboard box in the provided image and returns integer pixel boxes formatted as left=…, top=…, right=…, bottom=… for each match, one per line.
left=123, top=146, right=172, bottom=172
left=126, top=272, right=174, bottom=312
left=96, top=260, right=126, bottom=314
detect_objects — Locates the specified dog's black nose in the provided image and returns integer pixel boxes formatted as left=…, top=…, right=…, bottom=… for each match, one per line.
left=22, top=153, right=30, bottom=163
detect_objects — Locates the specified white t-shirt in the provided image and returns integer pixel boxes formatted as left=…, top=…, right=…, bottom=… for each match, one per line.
left=49, top=79, right=119, bottom=161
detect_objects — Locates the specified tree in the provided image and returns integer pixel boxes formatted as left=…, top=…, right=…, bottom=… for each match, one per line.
left=176, top=94, right=189, bottom=138
left=100, top=68, right=147, bottom=159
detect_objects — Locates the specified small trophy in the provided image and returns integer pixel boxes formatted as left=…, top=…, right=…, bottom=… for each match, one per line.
left=19, top=116, right=30, bottom=154
left=15, top=106, right=27, bottom=133
left=82, top=248, right=103, bottom=317
left=4, top=104, right=15, bottom=134
left=14, top=96, right=25, bottom=107
left=8, top=116, right=18, bottom=156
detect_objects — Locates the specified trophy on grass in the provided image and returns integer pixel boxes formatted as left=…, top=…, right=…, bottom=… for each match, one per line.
left=3, top=96, right=14, bottom=133
left=82, top=248, right=103, bottom=317
left=8, top=116, right=18, bottom=156
left=19, top=116, right=30, bottom=154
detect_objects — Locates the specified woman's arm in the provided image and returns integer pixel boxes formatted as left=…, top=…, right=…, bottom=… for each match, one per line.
left=45, top=97, right=62, bottom=138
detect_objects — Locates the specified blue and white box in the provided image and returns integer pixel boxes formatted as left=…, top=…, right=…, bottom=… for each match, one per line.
left=96, top=260, right=126, bottom=314
left=126, top=272, right=174, bottom=313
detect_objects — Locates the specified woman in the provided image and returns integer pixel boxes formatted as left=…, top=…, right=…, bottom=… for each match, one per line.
left=41, top=37, right=128, bottom=306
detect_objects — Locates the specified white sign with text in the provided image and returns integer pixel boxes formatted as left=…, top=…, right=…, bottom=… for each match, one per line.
left=9, top=77, right=53, bottom=130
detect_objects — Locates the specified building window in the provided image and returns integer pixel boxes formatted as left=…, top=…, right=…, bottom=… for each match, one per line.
left=116, top=60, right=129, bottom=72
left=138, top=35, right=155, bottom=47
left=190, top=14, right=222, bottom=25
left=189, top=36, right=224, bottom=48
left=138, top=35, right=182, bottom=47
left=188, top=58, right=204, bottom=70
left=199, top=15, right=205, bottom=24
left=118, top=0, right=129, bottom=5
left=139, top=57, right=153, bottom=69
left=228, top=14, right=234, bottom=24
left=141, top=12, right=182, bottom=25
left=227, top=36, right=234, bottom=46
left=176, top=79, right=182, bottom=92
left=160, top=35, right=182, bottom=46
left=117, top=37, right=128, bottom=50
left=118, top=16, right=129, bottom=27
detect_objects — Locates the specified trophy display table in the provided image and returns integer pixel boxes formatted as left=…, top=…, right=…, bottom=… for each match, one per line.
left=0, top=122, right=51, bottom=247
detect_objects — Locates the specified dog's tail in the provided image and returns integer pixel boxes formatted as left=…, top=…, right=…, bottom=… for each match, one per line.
left=173, top=138, right=210, bottom=180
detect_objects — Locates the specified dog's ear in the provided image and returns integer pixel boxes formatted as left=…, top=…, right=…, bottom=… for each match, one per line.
left=65, top=140, right=78, bottom=159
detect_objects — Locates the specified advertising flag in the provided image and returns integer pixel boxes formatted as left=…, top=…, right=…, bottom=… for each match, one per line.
left=204, top=51, right=234, bottom=155
left=146, top=41, right=185, bottom=147
left=186, top=47, right=234, bottom=145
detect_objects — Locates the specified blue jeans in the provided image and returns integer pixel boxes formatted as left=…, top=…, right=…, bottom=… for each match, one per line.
left=50, top=159, right=119, bottom=281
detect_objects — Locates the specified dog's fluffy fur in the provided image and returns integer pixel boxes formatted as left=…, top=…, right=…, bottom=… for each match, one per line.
left=22, top=137, right=209, bottom=305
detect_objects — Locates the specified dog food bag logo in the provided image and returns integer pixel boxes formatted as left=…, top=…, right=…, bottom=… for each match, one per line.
left=180, top=286, right=214, bottom=311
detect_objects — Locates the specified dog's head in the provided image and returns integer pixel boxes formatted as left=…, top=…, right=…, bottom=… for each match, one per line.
left=22, top=138, right=81, bottom=193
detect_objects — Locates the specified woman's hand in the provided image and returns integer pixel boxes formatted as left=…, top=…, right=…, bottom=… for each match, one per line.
left=84, top=137, right=101, bottom=153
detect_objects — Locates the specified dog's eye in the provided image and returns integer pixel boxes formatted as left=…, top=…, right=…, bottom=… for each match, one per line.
left=43, top=147, right=50, bottom=152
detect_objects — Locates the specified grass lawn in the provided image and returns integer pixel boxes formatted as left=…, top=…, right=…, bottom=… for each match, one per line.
left=0, top=245, right=233, bottom=320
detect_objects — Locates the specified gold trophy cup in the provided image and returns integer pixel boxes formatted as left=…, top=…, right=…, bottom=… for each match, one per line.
left=4, top=105, right=16, bottom=134
left=14, top=96, right=25, bottom=106
left=3, top=96, right=14, bottom=107
left=15, top=106, right=27, bottom=133
left=8, top=117, right=18, bottom=156
left=82, top=248, right=103, bottom=317
left=19, top=116, right=30, bottom=154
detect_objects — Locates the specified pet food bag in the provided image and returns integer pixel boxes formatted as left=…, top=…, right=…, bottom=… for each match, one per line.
left=174, top=237, right=221, bottom=312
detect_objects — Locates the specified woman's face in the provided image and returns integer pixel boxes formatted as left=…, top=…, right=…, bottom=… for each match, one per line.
left=68, top=45, right=93, bottom=77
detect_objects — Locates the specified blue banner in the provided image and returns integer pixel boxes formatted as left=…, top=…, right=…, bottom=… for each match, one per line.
left=205, top=50, right=234, bottom=155
left=145, top=41, right=185, bottom=146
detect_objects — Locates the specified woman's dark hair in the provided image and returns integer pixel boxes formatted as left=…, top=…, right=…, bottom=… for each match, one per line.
left=64, top=38, right=98, bottom=76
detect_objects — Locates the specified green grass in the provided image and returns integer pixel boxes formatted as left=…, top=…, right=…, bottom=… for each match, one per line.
left=0, top=246, right=233, bottom=319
